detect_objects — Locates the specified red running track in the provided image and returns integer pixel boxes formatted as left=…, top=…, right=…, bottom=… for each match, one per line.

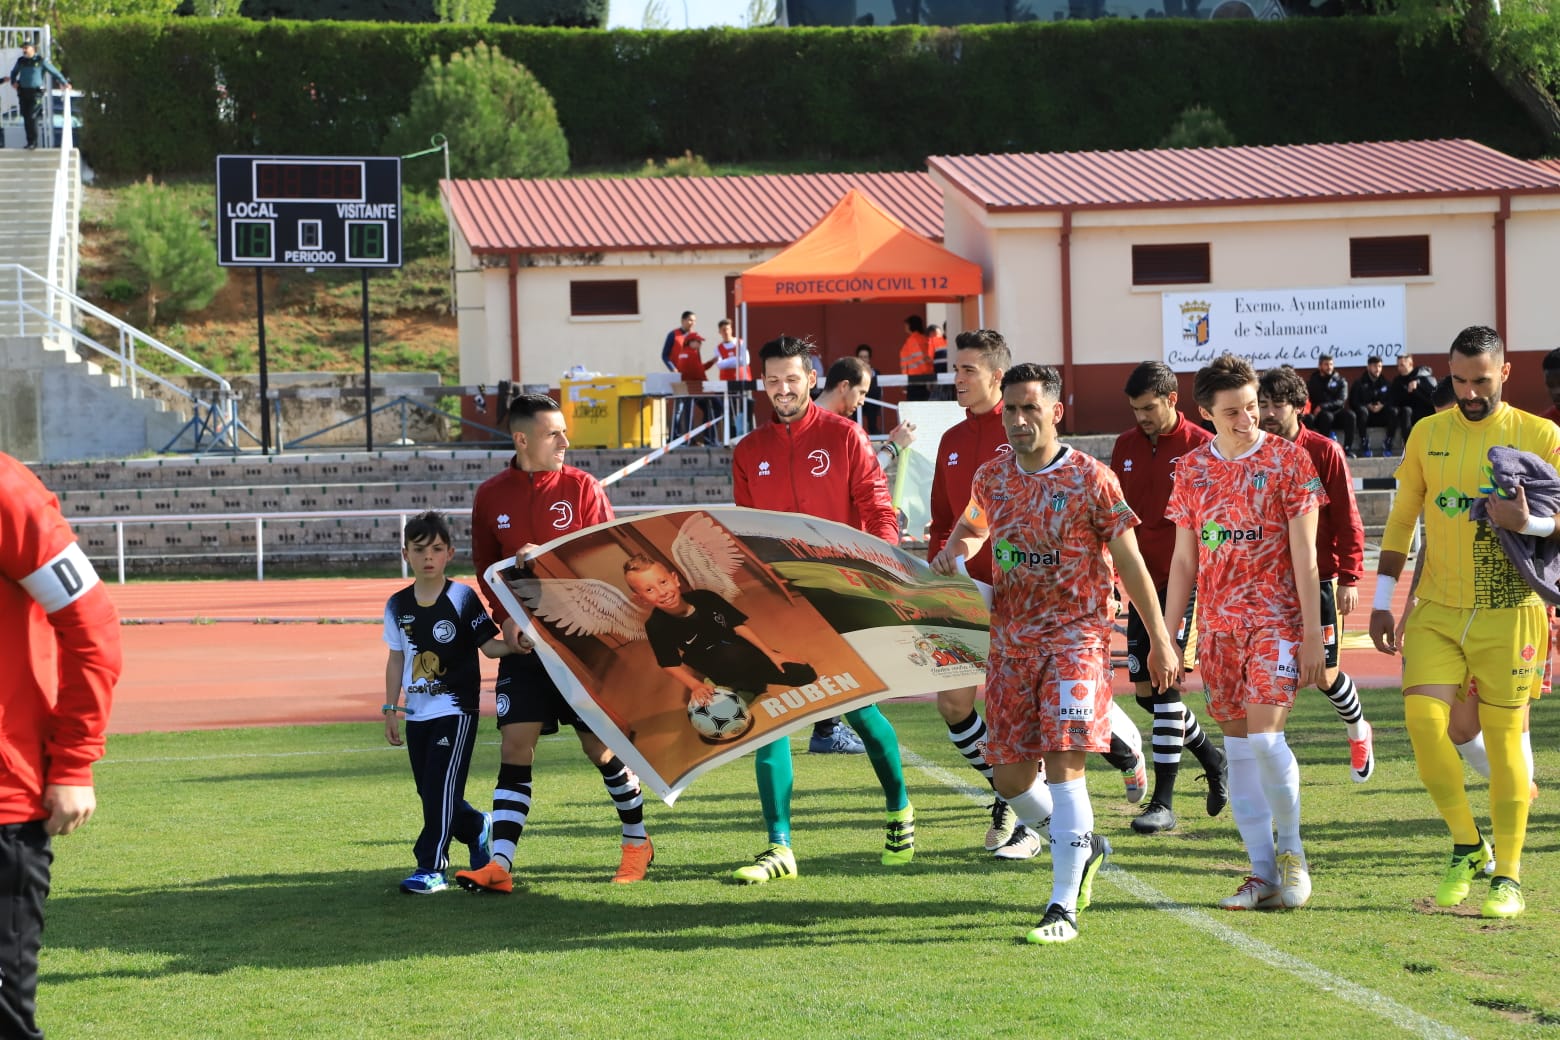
left=102, top=578, right=1413, bottom=735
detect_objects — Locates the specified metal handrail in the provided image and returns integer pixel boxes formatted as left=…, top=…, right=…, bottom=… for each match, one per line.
left=0, top=263, right=241, bottom=451
left=45, top=83, right=71, bottom=315
left=68, top=503, right=718, bottom=583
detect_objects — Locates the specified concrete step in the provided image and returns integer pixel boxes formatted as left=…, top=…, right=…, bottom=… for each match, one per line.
left=32, top=446, right=737, bottom=492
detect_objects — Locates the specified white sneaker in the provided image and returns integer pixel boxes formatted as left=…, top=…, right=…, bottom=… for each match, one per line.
left=993, top=824, right=1044, bottom=860
left=984, top=798, right=1018, bottom=852
left=1276, top=850, right=1311, bottom=908
left=1220, top=875, right=1280, bottom=910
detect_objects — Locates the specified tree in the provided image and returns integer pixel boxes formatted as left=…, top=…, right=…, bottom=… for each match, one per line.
left=436, top=0, right=495, bottom=21
left=641, top=0, right=671, bottom=28
left=0, top=0, right=177, bottom=18
left=386, top=43, right=568, bottom=190
left=1160, top=105, right=1237, bottom=149
left=742, top=0, right=777, bottom=26
left=1393, top=0, right=1560, bottom=149
left=115, top=179, right=227, bottom=328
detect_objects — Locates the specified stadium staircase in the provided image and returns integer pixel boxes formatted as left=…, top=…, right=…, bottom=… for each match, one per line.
left=31, top=434, right=1397, bottom=577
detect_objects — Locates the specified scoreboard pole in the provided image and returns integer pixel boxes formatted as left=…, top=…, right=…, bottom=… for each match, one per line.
left=362, top=268, right=373, bottom=453
left=256, top=269, right=272, bottom=454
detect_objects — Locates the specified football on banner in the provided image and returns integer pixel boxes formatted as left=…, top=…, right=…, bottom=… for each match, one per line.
left=688, top=686, right=755, bottom=742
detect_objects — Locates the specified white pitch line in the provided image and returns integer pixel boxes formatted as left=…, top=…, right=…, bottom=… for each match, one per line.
left=898, top=747, right=1471, bottom=1040
left=98, top=736, right=566, bottom=766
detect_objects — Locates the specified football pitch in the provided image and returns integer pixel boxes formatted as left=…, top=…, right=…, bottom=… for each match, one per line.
left=46, top=692, right=1555, bottom=1039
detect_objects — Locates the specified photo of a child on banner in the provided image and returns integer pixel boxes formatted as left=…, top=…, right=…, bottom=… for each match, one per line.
left=483, top=507, right=989, bottom=803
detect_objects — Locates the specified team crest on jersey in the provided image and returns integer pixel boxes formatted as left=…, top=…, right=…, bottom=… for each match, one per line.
left=1049, top=491, right=1067, bottom=511
left=808, top=449, right=831, bottom=476
left=496, top=513, right=511, bottom=529
left=550, top=501, right=574, bottom=530
left=1251, top=472, right=1268, bottom=490
left=433, top=620, right=457, bottom=643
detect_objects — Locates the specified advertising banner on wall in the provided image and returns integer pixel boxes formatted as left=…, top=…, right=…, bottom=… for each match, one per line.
left=484, top=507, right=989, bottom=804
left=1161, top=285, right=1406, bottom=374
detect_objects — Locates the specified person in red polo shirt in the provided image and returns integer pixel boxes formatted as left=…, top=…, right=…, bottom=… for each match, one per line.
left=1110, top=362, right=1228, bottom=834
left=728, top=335, right=914, bottom=884
left=455, top=394, right=654, bottom=893
left=1, top=452, right=120, bottom=1040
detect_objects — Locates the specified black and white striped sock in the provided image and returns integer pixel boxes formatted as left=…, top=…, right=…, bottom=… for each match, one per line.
left=946, top=710, right=995, bottom=786
left=490, top=762, right=532, bottom=871
left=599, top=756, right=648, bottom=844
left=1322, top=671, right=1367, bottom=741
left=1138, top=693, right=1185, bottom=808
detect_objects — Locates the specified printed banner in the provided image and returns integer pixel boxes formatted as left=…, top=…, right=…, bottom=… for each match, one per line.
left=892, top=400, right=969, bottom=545
left=1161, top=285, right=1406, bottom=374
left=484, top=507, right=989, bottom=804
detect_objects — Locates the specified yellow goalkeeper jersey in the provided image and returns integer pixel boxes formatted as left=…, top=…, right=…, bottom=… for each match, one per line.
left=1382, top=402, right=1560, bottom=610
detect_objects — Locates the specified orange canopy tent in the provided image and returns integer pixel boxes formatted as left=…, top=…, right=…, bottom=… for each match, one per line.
left=735, top=189, right=984, bottom=311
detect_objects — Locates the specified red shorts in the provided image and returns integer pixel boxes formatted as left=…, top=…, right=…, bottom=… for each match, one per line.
left=983, top=645, right=1112, bottom=763
left=1198, top=627, right=1301, bottom=723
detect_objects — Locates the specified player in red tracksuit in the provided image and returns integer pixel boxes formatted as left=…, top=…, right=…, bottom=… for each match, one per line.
left=1, top=452, right=121, bottom=1040
left=1110, top=361, right=1227, bottom=835
left=454, top=394, right=654, bottom=893
left=726, top=335, right=914, bottom=883
left=1257, top=366, right=1375, bottom=783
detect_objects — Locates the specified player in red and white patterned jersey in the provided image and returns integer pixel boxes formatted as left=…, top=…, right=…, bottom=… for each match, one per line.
left=933, top=363, right=1178, bottom=944
left=1163, top=354, right=1326, bottom=913
left=1257, top=366, right=1377, bottom=784
left=1, top=452, right=121, bottom=1038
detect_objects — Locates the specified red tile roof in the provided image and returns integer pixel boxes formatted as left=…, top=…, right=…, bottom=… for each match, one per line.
left=1531, top=158, right=1560, bottom=178
left=442, top=172, right=943, bottom=255
left=929, top=140, right=1560, bottom=213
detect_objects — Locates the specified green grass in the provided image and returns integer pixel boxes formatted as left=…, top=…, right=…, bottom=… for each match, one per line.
left=46, top=693, right=1558, bottom=1039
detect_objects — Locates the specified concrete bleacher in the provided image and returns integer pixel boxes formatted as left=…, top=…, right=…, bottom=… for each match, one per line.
left=35, top=433, right=1398, bottom=576
left=37, top=446, right=743, bottom=574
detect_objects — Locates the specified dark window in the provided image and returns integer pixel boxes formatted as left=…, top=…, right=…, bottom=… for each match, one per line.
left=1350, top=236, right=1430, bottom=278
left=570, top=279, right=639, bottom=316
left=1132, top=243, right=1210, bottom=286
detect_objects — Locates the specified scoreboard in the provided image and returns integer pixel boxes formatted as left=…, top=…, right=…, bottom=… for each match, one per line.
left=217, top=155, right=403, bottom=268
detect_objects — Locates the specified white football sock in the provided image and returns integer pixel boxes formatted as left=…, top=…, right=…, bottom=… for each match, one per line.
left=1046, top=777, right=1093, bottom=913
left=1455, top=733, right=1491, bottom=779
left=1247, top=730, right=1303, bottom=857
left=1006, top=776, right=1054, bottom=831
left=1225, top=736, right=1277, bottom=882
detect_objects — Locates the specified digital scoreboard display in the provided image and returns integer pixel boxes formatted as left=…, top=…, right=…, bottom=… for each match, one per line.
left=217, top=155, right=402, bottom=268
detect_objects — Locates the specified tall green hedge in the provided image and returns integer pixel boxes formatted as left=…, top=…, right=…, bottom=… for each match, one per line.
left=235, top=0, right=606, bottom=24
left=60, top=18, right=1544, bottom=178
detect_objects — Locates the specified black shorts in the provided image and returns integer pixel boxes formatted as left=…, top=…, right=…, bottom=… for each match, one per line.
left=495, top=652, right=584, bottom=735
left=1319, top=578, right=1341, bottom=670
left=1125, top=587, right=1196, bottom=686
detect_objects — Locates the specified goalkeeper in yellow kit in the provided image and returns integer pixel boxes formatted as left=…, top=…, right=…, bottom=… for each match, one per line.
left=1370, top=326, right=1558, bottom=919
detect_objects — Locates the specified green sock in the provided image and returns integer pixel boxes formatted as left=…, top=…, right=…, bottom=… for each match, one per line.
left=844, top=705, right=909, bottom=812
left=755, top=739, right=794, bottom=845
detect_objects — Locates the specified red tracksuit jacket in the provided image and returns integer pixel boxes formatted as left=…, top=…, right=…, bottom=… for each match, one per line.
left=926, top=405, right=1007, bottom=584
left=471, top=460, right=615, bottom=624
left=732, top=403, right=898, bottom=542
left=1, top=453, right=120, bottom=824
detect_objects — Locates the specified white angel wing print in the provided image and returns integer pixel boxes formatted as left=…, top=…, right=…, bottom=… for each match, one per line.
left=670, top=512, right=744, bottom=600
left=512, top=577, right=648, bottom=642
